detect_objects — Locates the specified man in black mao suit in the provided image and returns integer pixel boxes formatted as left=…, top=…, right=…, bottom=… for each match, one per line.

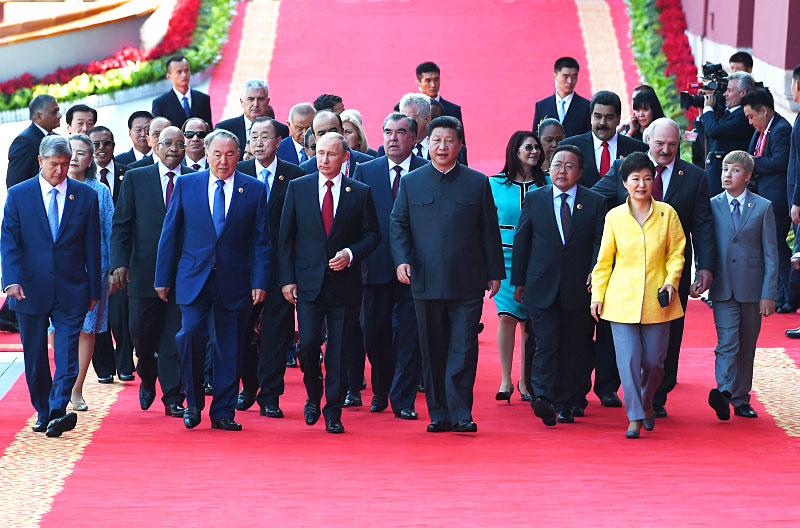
left=279, top=133, right=381, bottom=434
left=390, top=117, right=505, bottom=433
left=592, top=118, right=715, bottom=416
left=151, top=55, right=212, bottom=129
left=512, top=145, right=606, bottom=425
left=235, top=118, right=304, bottom=417
left=353, top=113, right=428, bottom=418
left=6, top=94, right=61, bottom=189
left=110, top=126, right=192, bottom=417
left=560, top=91, right=648, bottom=189
left=532, top=57, right=591, bottom=138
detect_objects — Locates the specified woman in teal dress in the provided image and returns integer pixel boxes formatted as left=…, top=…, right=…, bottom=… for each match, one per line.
left=489, top=131, right=550, bottom=403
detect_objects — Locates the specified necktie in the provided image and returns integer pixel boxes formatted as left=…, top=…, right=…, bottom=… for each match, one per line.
left=755, top=129, right=767, bottom=156
left=653, top=165, right=665, bottom=201
left=415, top=143, right=423, bottom=157
left=165, top=171, right=175, bottom=208
left=182, top=96, right=191, bottom=119
left=213, top=179, right=226, bottom=236
left=731, top=198, right=741, bottom=231
left=299, top=148, right=308, bottom=163
left=558, top=99, right=567, bottom=122
left=47, top=188, right=59, bottom=241
left=322, top=180, right=334, bottom=236
left=391, top=166, right=402, bottom=200
left=559, top=192, right=571, bottom=241
left=261, top=168, right=271, bottom=202
left=192, top=163, right=201, bottom=171
left=99, top=167, right=110, bottom=188
left=600, top=141, right=610, bottom=177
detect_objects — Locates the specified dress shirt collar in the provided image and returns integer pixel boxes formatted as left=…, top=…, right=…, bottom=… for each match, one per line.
left=157, top=160, right=182, bottom=177
left=34, top=123, right=50, bottom=136
left=292, top=137, right=305, bottom=155
left=134, top=148, right=152, bottom=161
left=725, top=188, right=748, bottom=205
left=647, top=152, right=675, bottom=174
left=39, top=173, right=68, bottom=197
left=592, top=132, right=618, bottom=150
left=556, top=91, right=575, bottom=106
left=552, top=184, right=577, bottom=201
left=173, top=87, right=191, bottom=103
left=184, top=155, right=206, bottom=169
left=319, top=173, right=342, bottom=190
left=727, top=105, right=741, bottom=114
left=243, top=115, right=254, bottom=135
left=98, top=159, right=115, bottom=173
left=255, top=157, right=278, bottom=180
left=389, top=155, right=413, bottom=173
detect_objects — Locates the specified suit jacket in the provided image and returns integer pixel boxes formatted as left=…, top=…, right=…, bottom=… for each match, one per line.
left=353, top=155, right=428, bottom=285
left=390, top=163, right=505, bottom=300
left=98, top=162, right=128, bottom=204
left=300, top=148, right=374, bottom=176
left=510, top=185, right=606, bottom=311
left=377, top=143, right=467, bottom=166
left=216, top=115, right=290, bottom=160
left=591, top=157, right=716, bottom=286
left=276, top=136, right=306, bottom=165
left=6, top=123, right=47, bottom=188
left=708, top=191, right=778, bottom=303
left=110, top=163, right=195, bottom=297
left=127, top=154, right=154, bottom=169
left=748, top=113, right=791, bottom=214
left=700, top=107, right=754, bottom=197
left=1, top=176, right=101, bottom=315
left=533, top=93, right=591, bottom=138
left=237, top=157, right=305, bottom=286
left=560, top=132, right=648, bottom=188
left=439, top=97, right=465, bottom=142
left=789, top=114, right=800, bottom=208
left=154, top=170, right=270, bottom=310
left=278, top=173, right=380, bottom=305
left=114, top=147, right=143, bottom=167
left=151, top=88, right=212, bottom=129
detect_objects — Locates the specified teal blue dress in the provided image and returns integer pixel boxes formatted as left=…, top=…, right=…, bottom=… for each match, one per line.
left=489, top=174, right=551, bottom=321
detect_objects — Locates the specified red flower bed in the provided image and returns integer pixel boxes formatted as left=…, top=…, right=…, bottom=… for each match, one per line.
left=656, top=0, right=699, bottom=123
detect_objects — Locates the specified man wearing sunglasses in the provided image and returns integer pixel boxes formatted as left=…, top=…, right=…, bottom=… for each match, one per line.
left=182, top=118, right=211, bottom=170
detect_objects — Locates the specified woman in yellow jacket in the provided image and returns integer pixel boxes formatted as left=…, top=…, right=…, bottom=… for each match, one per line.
left=590, top=153, right=685, bottom=439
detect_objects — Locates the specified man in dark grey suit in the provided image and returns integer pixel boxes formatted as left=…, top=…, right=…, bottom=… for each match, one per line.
left=115, top=111, right=152, bottom=166
left=7, top=94, right=61, bottom=189
left=127, top=117, right=172, bottom=169
left=390, top=116, right=505, bottom=433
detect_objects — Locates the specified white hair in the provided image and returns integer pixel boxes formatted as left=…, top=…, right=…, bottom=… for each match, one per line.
left=398, top=93, right=431, bottom=120
left=340, top=109, right=363, bottom=125
left=241, top=79, right=269, bottom=97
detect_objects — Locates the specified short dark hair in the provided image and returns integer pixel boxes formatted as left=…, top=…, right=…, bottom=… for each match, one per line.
left=590, top=90, right=622, bottom=116
left=88, top=125, right=114, bottom=142
left=632, top=90, right=665, bottom=120
left=313, top=94, right=343, bottom=111
left=429, top=99, right=444, bottom=112
left=416, top=61, right=440, bottom=79
left=620, top=152, right=655, bottom=181
left=250, top=116, right=279, bottom=136
left=552, top=144, right=584, bottom=169
left=554, top=57, right=580, bottom=73
left=304, top=127, right=315, bottom=147
left=66, top=104, right=97, bottom=125
left=383, top=112, right=418, bottom=137
left=29, top=94, right=56, bottom=121
left=729, top=51, right=753, bottom=70
left=537, top=118, right=563, bottom=137
left=741, top=88, right=775, bottom=112
left=265, top=104, right=276, bottom=119
left=127, top=110, right=153, bottom=130
left=166, top=55, right=188, bottom=72
left=793, top=64, right=800, bottom=82
left=181, top=117, right=210, bottom=134
left=427, top=116, right=463, bottom=143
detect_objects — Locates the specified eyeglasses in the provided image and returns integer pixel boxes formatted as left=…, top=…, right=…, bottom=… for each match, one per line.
left=250, top=134, right=279, bottom=142
left=91, top=140, right=113, bottom=148
left=519, top=144, right=539, bottom=152
left=159, top=141, right=186, bottom=149
left=184, top=130, right=208, bottom=139
left=550, top=162, right=578, bottom=171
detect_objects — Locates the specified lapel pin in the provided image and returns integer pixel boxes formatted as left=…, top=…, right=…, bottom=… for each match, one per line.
left=660, top=211, right=664, bottom=216
left=69, top=194, right=74, bottom=200
left=278, top=175, right=284, bottom=181
left=678, top=170, right=684, bottom=175
left=748, top=202, right=753, bottom=208
left=345, top=186, right=351, bottom=192
left=119, top=175, right=123, bottom=180
left=576, top=203, right=582, bottom=210
left=618, top=154, right=624, bottom=159
left=238, top=187, right=243, bottom=193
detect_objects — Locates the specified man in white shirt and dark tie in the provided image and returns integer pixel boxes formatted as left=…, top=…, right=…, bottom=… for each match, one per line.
left=151, top=55, right=212, bottom=129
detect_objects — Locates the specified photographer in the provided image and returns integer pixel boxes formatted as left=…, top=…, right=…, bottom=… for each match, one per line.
left=700, top=72, right=756, bottom=196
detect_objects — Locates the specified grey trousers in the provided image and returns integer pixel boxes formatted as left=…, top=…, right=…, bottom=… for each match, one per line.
left=610, top=321, right=670, bottom=421
left=711, top=299, right=761, bottom=406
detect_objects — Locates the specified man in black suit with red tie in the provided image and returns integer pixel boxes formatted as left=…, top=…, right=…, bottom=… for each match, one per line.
left=533, top=57, right=591, bottom=138
left=416, top=61, right=465, bottom=141
left=279, top=133, right=380, bottom=434
left=151, top=55, right=212, bottom=129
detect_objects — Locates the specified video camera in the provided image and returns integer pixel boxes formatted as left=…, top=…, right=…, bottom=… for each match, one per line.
left=680, top=62, right=728, bottom=111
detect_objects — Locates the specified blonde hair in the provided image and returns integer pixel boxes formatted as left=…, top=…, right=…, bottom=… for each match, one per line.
left=722, top=150, right=754, bottom=174
left=340, top=112, right=369, bottom=153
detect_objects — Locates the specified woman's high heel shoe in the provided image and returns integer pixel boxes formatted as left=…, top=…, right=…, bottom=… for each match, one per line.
left=71, top=398, right=88, bottom=412
left=495, top=384, right=514, bottom=404
left=518, top=381, right=532, bottom=402
left=625, top=420, right=642, bottom=439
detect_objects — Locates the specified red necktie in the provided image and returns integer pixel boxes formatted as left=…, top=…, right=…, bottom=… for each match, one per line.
left=165, top=172, right=175, bottom=208
left=99, top=168, right=110, bottom=188
left=391, top=166, right=402, bottom=200
left=600, top=141, right=610, bottom=177
left=653, top=165, right=665, bottom=201
left=755, top=130, right=767, bottom=156
left=322, top=180, right=334, bottom=235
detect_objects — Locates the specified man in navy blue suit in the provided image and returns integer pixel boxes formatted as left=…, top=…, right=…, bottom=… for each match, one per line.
left=151, top=55, right=212, bottom=129
left=300, top=110, right=374, bottom=176
left=416, top=61, right=465, bottom=141
left=353, top=113, right=427, bottom=419
left=155, top=129, right=270, bottom=431
left=279, top=133, right=380, bottom=434
left=115, top=111, right=153, bottom=166
left=784, top=66, right=800, bottom=337
left=1, top=136, right=101, bottom=437
left=532, top=57, right=591, bottom=138
left=6, top=94, right=61, bottom=189
left=277, top=103, right=315, bottom=165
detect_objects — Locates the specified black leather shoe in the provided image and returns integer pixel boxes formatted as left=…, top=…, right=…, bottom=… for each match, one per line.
left=343, top=391, right=362, bottom=407
left=236, top=391, right=256, bottom=411
left=97, top=375, right=114, bottom=384
left=325, top=418, right=345, bottom=434
left=394, top=408, right=418, bottom=420
left=557, top=409, right=574, bottom=423
left=370, top=397, right=389, bottom=413
left=452, top=420, right=478, bottom=433
left=708, top=388, right=731, bottom=420
left=164, top=403, right=186, bottom=417
left=785, top=326, right=800, bottom=338
left=139, top=388, right=156, bottom=410
left=118, top=372, right=135, bottom=382
left=32, top=420, right=47, bottom=432
left=46, top=412, right=77, bottom=437
left=260, top=404, right=284, bottom=418
left=286, top=357, right=298, bottom=368
left=571, top=406, right=585, bottom=417
left=211, top=417, right=243, bottom=431
left=777, top=303, right=798, bottom=314
left=183, top=407, right=201, bottom=429
left=653, top=404, right=667, bottom=418
left=734, top=404, right=758, bottom=418
left=426, top=421, right=451, bottom=433
left=202, top=381, right=213, bottom=395
left=477, top=322, right=485, bottom=334
left=533, top=397, right=557, bottom=427
left=0, top=316, right=19, bottom=333
left=417, top=381, right=425, bottom=393
left=304, top=399, right=321, bottom=426
left=600, top=392, right=623, bottom=407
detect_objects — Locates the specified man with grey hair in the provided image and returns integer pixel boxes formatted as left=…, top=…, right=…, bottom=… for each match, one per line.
left=277, top=102, right=316, bottom=165
left=592, top=117, right=715, bottom=418
left=151, top=54, right=212, bottom=129
left=700, top=71, right=756, bottom=196
left=7, top=94, right=61, bottom=189
left=216, top=79, right=288, bottom=159
left=2, top=135, right=101, bottom=436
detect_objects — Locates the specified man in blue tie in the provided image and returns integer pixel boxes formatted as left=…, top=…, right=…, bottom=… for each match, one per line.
left=277, top=102, right=315, bottom=165
left=155, top=129, right=271, bottom=431
left=151, top=55, right=213, bottom=129
left=1, top=135, right=101, bottom=437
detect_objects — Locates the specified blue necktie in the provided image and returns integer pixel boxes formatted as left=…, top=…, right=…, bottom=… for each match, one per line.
left=558, top=99, right=567, bottom=122
left=261, top=168, right=271, bottom=202
left=299, top=148, right=308, bottom=163
left=47, top=188, right=59, bottom=240
left=213, top=180, right=225, bottom=237
left=182, top=96, right=191, bottom=119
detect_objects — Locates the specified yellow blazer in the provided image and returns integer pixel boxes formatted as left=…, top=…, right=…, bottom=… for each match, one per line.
left=591, top=198, right=686, bottom=324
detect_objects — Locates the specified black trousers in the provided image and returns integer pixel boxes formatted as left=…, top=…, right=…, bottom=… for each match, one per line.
left=240, top=285, right=295, bottom=406
left=128, top=295, right=185, bottom=405
left=362, top=280, right=420, bottom=411
left=414, top=297, right=483, bottom=424
left=91, top=288, right=135, bottom=377
left=345, top=321, right=367, bottom=393
left=654, top=278, right=691, bottom=406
